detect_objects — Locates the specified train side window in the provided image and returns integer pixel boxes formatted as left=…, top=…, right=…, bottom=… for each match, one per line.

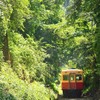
left=63, top=75, right=69, bottom=81
left=76, top=74, right=82, bottom=81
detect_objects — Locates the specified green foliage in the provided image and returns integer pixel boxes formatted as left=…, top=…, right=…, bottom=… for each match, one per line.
left=0, top=0, right=30, bottom=35
left=9, top=0, right=30, bottom=31
left=0, top=63, right=55, bottom=100
left=65, top=0, right=100, bottom=95
left=9, top=33, right=48, bottom=82
left=0, top=0, right=100, bottom=98
left=83, top=69, right=94, bottom=93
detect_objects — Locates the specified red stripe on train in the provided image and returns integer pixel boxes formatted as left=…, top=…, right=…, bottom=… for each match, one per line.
left=62, top=82, right=83, bottom=90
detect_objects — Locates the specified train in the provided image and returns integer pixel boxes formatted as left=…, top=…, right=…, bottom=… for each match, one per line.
left=61, top=69, right=84, bottom=98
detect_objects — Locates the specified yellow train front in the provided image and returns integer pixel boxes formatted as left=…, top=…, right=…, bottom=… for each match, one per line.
left=61, top=69, right=84, bottom=98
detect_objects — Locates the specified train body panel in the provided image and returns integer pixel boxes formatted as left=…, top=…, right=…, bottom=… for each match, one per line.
left=62, top=82, right=69, bottom=89
left=76, top=82, right=84, bottom=89
left=62, top=82, right=83, bottom=90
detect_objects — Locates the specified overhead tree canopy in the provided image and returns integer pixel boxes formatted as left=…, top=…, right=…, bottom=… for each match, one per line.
left=0, top=0, right=100, bottom=99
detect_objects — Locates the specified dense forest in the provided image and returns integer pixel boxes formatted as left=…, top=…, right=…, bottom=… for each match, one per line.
left=0, top=0, right=100, bottom=99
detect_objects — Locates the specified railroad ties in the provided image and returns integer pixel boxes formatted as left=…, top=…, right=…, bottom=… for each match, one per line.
left=57, top=95, right=93, bottom=100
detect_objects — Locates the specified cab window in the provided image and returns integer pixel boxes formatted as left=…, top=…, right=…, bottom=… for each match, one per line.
left=70, top=74, right=75, bottom=81
left=76, top=74, right=82, bottom=81
left=63, top=75, right=69, bottom=81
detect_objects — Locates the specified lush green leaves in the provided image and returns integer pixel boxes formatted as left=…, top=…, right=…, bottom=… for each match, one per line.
left=65, top=0, right=100, bottom=94
left=0, top=63, right=55, bottom=100
left=0, top=0, right=100, bottom=98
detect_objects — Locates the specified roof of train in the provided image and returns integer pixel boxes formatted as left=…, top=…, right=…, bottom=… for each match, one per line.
left=61, top=69, right=83, bottom=72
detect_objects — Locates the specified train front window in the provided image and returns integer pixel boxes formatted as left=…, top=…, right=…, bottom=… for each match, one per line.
left=76, top=74, right=82, bottom=81
left=70, top=75, right=74, bottom=81
left=63, top=75, right=69, bottom=81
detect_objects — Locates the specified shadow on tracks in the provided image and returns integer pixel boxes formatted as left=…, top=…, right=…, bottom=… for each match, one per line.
left=57, top=95, right=93, bottom=100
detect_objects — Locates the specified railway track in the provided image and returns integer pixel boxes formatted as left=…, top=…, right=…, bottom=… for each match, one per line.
left=57, top=95, right=93, bottom=100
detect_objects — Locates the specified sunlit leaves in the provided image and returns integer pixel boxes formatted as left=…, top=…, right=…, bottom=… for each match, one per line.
left=9, top=0, right=30, bottom=31
left=0, top=63, right=55, bottom=99
left=65, top=0, right=100, bottom=94
left=74, top=36, right=88, bottom=46
left=9, top=33, right=47, bottom=82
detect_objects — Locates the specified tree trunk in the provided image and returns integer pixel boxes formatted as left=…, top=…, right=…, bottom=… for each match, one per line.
left=95, top=22, right=100, bottom=65
left=2, top=33, right=10, bottom=62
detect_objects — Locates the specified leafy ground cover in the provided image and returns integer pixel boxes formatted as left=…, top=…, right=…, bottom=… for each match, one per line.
left=0, top=63, right=56, bottom=100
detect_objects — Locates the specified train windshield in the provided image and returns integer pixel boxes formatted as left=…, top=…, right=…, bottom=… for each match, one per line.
left=63, top=75, right=69, bottom=81
left=70, top=74, right=75, bottom=81
left=76, top=74, right=82, bottom=81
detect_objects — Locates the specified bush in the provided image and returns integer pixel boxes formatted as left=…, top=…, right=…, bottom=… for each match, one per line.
left=0, top=63, right=55, bottom=100
left=9, top=33, right=48, bottom=83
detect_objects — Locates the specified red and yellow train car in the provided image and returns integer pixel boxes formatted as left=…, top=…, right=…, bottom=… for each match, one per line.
left=61, top=69, right=84, bottom=98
